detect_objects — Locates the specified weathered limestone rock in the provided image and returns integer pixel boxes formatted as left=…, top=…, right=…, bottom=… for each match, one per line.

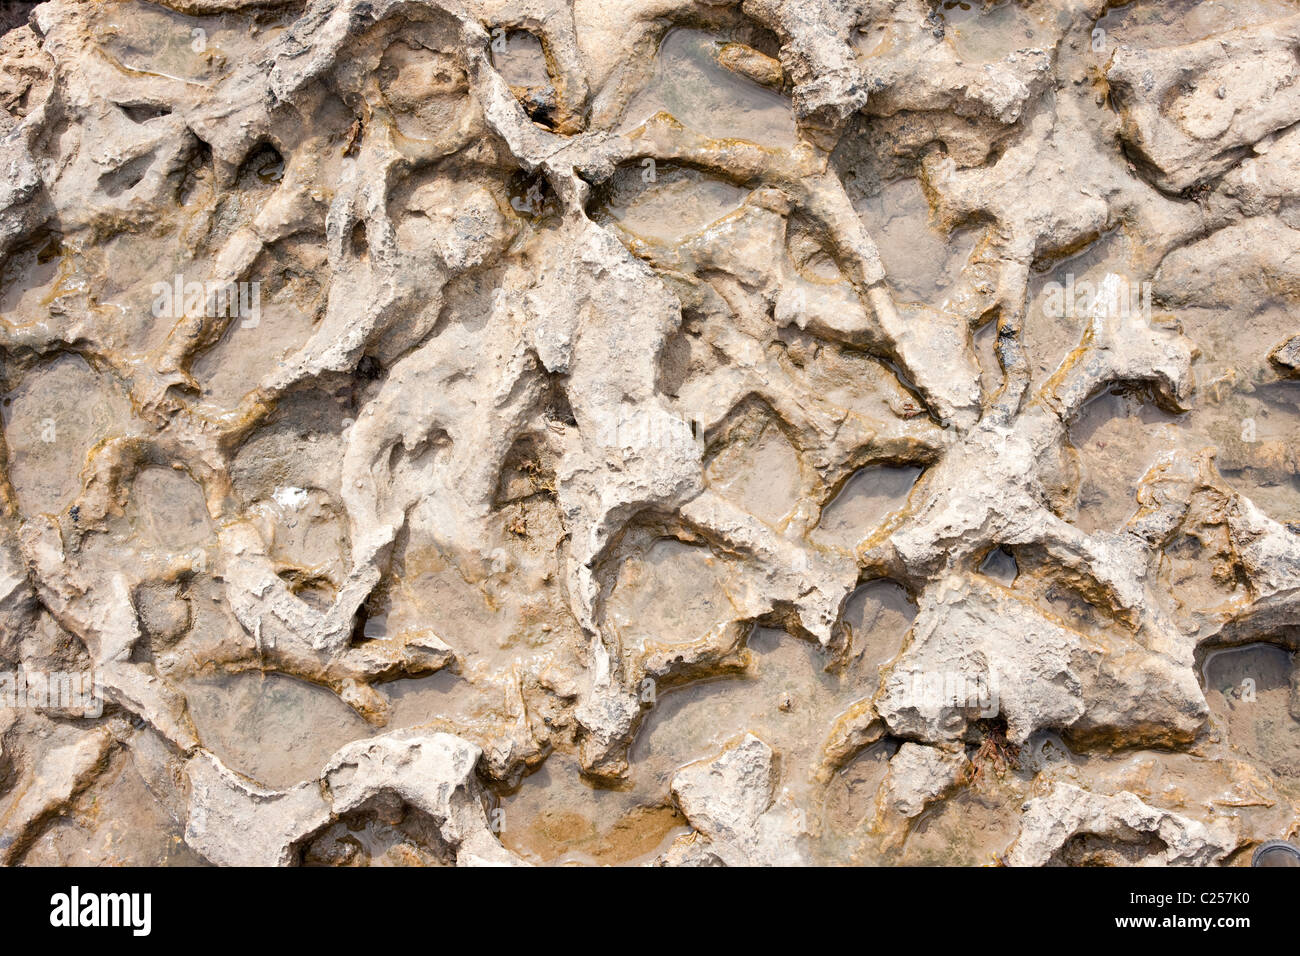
left=323, top=732, right=524, bottom=867
left=1270, top=335, right=1300, bottom=378
left=184, top=749, right=333, bottom=867
left=1007, top=783, right=1238, bottom=867
left=0, top=727, right=114, bottom=864
left=873, top=742, right=968, bottom=847
left=1108, top=15, right=1300, bottom=193
left=1, top=0, right=1299, bottom=867
left=662, top=734, right=807, bottom=866
left=184, top=730, right=525, bottom=866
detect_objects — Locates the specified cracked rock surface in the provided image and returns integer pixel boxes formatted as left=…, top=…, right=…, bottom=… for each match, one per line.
left=0, top=0, right=1298, bottom=866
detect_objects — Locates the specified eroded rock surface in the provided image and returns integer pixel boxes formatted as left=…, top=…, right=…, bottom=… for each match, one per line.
left=1, top=0, right=1299, bottom=866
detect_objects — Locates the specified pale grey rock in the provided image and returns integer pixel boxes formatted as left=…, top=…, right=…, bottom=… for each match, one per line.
left=184, top=749, right=332, bottom=868
left=1271, top=335, right=1300, bottom=377
left=1109, top=15, right=1300, bottom=192
left=0, top=727, right=113, bottom=864
left=184, top=730, right=526, bottom=866
left=664, top=733, right=808, bottom=866
left=877, top=742, right=967, bottom=821
left=1, top=0, right=1300, bottom=867
left=0, top=531, right=35, bottom=665
left=1007, top=783, right=1238, bottom=867
left=323, top=732, right=524, bottom=867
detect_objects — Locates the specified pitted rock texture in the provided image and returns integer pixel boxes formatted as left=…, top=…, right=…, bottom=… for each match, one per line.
left=0, top=0, right=1298, bottom=866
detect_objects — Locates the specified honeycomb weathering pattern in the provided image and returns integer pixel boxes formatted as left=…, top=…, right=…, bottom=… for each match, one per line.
left=0, top=0, right=1298, bottom=866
